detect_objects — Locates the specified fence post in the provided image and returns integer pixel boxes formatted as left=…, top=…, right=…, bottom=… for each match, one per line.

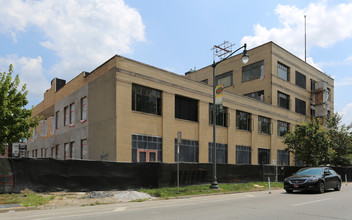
left=268, top=177, right=271, bottom=194
left=345, top=174, right=348, bottom=186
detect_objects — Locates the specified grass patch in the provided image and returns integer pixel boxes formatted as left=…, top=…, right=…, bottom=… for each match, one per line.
left=0, top=189, right=54, bottom=207
left=131, top=198, right=148, bottom=202
left=139, top=182, right=283, bottom=199
left=81, top=201, right=106, bottom=207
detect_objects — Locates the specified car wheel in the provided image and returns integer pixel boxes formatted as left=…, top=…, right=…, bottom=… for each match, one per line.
left=318, top=182, right=325, bottom=193
left=334, top=181, right=341, bottom=191
left=286, top=189, right=293, bottom=193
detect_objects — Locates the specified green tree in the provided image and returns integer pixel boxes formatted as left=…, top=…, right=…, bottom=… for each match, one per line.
left=0, top=65, right=38, bottom=153
left=284, top=118, right=332, bottom=166
left=326, top=113, right=352, bottom=166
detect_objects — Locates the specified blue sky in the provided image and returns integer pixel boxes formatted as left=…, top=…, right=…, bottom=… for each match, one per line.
left=0, top=0, right=351, bottom=125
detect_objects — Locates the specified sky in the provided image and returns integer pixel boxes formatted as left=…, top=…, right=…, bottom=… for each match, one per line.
left=0, top=0, right=351, bottom=125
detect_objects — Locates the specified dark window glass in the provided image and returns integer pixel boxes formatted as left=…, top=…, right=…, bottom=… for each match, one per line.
left=295, top=98, right=306, bottom=115
left=244, top=90, right=264, bottom=102
left=236, top=145, right=251, bottom=164
left=208, top=143, right=228, bottom=164
left=175, top=95, right=198, bottom=122
left=258, top=148, right=270, bottom=165
left=310, top=79, right=316, bottom=91
left=131, top=134, right=162, bottom=163
left=295, top=71, right=306, bottom=89
left=278, top=91, right=289, bottom=109
left=174, top=139, right=199, bottom=163
left=132, top=84, right=162, bottom=115
left=236, top=110, right=251, bottom=131
left=215, top=71, right=233, bottom=87
left=242, top=60, right=264, bottom=82
left=201, top=79, right=208, bottom=84
left=139, top=152, right=146, bottom=162
left=209, top=104, right=228, bottom=127
left=277, top=150, right=289, bottom=166
left=278, top=62, right=289, bottom=81
left=278, top=121, right=289, bottom=137
left=258, top=116, right=271, bottom=134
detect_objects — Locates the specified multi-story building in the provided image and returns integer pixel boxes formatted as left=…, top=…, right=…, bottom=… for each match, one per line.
left=27, top=41, right=334, bottom=166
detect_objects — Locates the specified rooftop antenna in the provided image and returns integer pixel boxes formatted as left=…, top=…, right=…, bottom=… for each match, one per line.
left=305, top=15, right=307, bottom=62
left=212, top=41, right=235, bottom=61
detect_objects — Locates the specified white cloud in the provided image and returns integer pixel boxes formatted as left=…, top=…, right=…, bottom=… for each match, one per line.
left=0, top=0, right=146, bottom=79
left=0, top=55, right=49, bottom=104
left=241, top=1, right=352, bottom=68
left=340, top=103, right=352, bottom=125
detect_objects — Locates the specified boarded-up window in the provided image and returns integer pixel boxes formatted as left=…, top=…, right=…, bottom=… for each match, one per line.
left=175, top=95, right=198, bottom=122
left=295, top=98, right=306, bottom=115
left=81, top=139, right=88, bottom=159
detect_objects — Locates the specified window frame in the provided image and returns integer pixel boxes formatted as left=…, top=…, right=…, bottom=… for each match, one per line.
left=132, top=84, right=162, bottom=116
left=236, top=110, right=252, bottom=131
left=277, top=91, right=290, bottom=110
left=236, top=145, right=251, bottom=164
left=242, top=60, right=264, bottom=82
left=258, top=116, right=271, bottom=135
left=215, top=71, right=233, bottom=88
left=295, top=71, right=306, bottom=89
left=258, top=148, right=271, bottom=165
left=277, top=120, right=289, bottom=137
left=295, top=98, right=306, bottom=115
left=209, top=104, right=228, bottom=127
left=175, top=95, right=198, bottom=122
left=277, top=62, right=289, bottom=81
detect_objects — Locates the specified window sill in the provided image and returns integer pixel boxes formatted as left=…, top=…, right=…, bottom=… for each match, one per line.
left=258, top=132, right=271, bottom=136
left=236, top=128, right=252, bottom=133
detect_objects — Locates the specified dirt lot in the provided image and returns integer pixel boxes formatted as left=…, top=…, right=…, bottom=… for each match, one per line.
left=40, top=191, right=153, bottom=209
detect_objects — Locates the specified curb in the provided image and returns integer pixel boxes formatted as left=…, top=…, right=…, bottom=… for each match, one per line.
left=0, top=206, right=36, bottom=213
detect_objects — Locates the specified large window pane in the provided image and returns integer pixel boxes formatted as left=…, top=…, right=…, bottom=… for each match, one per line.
left=278, top=121, right=289, bottom=137
left=295, top=71, right=306, bottom=89
left=295, top=98, right=306, bottom=115
left=174, top=139, right=199, bottom=163
left=258, top=148, right=270, bottom=165
left=236, top=110, right=251, bottom=131
left=175, top=95, right=198, bottom=122
left=258, top=116, right=271, bottom=135
left=209, top=143, right=228, bottom=164
left=278, top=91, right=289, bottom=109
left=209, top=104, right=228, bottom=127
left=278, top=62, right=289, bottom=81
left=236, top=145, right=251, bottom=164
left=215, top=71, right=233, bottom=88
left=244, top=90, right=264, bottom=102
left=132, top=84, right=162, bottom=115
left=242, top=60, right=264, bottom=82
left=277, top=150, right=289, bottom=166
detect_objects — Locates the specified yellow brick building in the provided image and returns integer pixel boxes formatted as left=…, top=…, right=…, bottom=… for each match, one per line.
left=27, top=42, right=334, bottom=166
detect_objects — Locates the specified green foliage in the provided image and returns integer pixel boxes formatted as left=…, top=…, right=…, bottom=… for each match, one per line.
left=0, top=65, right=38, bottom=151
left=284, top=113, right=352, bottom=166
left=0, top=189, right=52, bottom=207
left=139, top=182, right=283, bottom=199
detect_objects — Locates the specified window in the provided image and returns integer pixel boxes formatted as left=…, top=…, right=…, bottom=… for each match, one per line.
left=55, top=111, right=59, bottom=129
left=51, top=145, right=58, bottom=158
left=310, top=79, right=316, bottom=91
left=64, top=142, right=74, bottom=159
left=277, top=150, right=289, bottom=166
left=295, top=98, right=306, bottom=115
left=236, top=145, right=251, bottom=164
left=208, top=143, right=228, bottom=164
left=236, top=110, right=251, bottom=131
left=244, top=90, right=264, bottom=102
left=81, top=97, right=88, bottom=122
left=258, top=116, right=271, bottom=134
left=132, top=134, right=162, bottom=163
left=258, top=148, right=270, bottom=165
left=50, top=116, right=55, bottom=134
left=327, top=88, right=331, bottom=101
left=209, top=104, right=228, bottom=127
left=242, top=60, right=264, bottom=82
left=175, top=95, right=198, bottom=122
left=69, top=103, right=75, bottom=126
left=215, top=71, right=233, bottom=88
left=278, top=121, right=289, bottom=137
left=278, top=91, right=290, bottom=109
left=174, top=139, right=199, bottom=163
left=278, top=62, right=289, bottom=81
left=132, top=84, right=162, bottom=115
left=81, top=139, right=88, bottom=159
left=64, top=106, right=69, bottom=127
left=295, top=71, right=306, bottom=89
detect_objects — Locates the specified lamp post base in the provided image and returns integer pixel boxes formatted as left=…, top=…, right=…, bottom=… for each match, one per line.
left=210, top=181, right=219, bottom=189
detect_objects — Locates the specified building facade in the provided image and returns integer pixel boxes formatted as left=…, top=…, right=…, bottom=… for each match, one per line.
left=27, top=42, right=334, bottom=166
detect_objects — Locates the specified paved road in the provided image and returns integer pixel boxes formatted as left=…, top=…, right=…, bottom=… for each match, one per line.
left=2, top=184, right=352, bottom=220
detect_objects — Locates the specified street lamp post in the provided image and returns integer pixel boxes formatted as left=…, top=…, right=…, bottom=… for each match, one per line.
left=210, top=43, right=249, bottom=189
